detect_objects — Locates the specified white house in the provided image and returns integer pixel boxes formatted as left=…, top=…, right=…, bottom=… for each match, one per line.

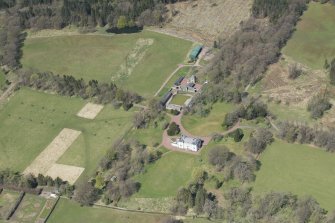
left=171, top=135, right=202, bottom=152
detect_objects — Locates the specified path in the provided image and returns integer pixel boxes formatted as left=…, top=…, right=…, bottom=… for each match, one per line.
left=154, top=64, right=185, bottom=97
left=0, top=82, right=17, bottom=104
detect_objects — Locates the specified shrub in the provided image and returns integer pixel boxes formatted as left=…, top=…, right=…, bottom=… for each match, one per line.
left=167, top=122, right=180, bottom=136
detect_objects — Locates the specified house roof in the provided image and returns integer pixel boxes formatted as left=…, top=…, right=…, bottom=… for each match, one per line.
left=174, top=76, right=184, bottom=86
left=180, top=135, right=202, bottom=145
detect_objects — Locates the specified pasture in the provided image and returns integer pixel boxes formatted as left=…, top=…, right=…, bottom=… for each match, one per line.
left=0, top=88, right=133, bottom=180
left=47, top=198, right=212, bottom=223
left=182, top=102, right=235, bottom=136
left=11, top=193, right=46, bottom=223
left=134, top=152, right=198, bottom=198
left=283, top=2, right=335, bottom=69
left=0, top=190, right=20, bottom=220
left=22, top=30, right=192, bottom=97
left=47, top=198, right=166, bottom=223
left=253, top=140, right=335, bottom=211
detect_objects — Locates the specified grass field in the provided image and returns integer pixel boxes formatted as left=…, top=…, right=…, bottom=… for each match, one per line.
left=0, top=88, right=133, bottom=179
left=283, top=2, right=335, bottom=69
left=170, top=94, right=190, bottom=106
left=182, top=102, right=235, bottom=136
left=48, top=198, right=213, bottom=223
left=47, top=198, right=166, bottom=223
left=0, top=190, right=19, bottom=220
left=253, top=140, right=335, bottom=211
left=12, top=193, right=46, bottom=223
left=22, top=30, right=192, bottom=97
left=134, top=152, right=198, bottom=198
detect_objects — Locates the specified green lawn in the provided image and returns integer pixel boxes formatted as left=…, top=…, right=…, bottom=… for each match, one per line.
left=0, top=88, right=133, bottom=179
left=134, top=152, right=198, bottom=198
left=47, top=198, right=167, bottom=223
left=170, top=94, right=190, bottom=106
left=12, top=194, right=46, bottom=223
left=182, top=102, right=236, bottom=136
left=253, top=140, right=335, bottom=211
left=283, top=2, right=335, bottom=69
left=22, top=30, right=192, bottom=97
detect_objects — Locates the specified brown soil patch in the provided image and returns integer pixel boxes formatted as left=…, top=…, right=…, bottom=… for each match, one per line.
left=261, top=57, right=328, bottom=106
left=23, top=128, right=81, bottom=176
left=77, top=103, right=104, bottom=120
left=165, top=0, right=252, bottom=43
left=45, top=164, right=84, bottom=184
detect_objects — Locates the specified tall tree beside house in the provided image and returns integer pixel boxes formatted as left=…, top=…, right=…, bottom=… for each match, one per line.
left=330, top=59, right=335, bottom=85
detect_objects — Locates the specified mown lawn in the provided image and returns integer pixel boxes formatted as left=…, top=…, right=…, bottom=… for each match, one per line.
left=283, top=2, right=335, bottom=69
left=170, top=94, right=190, bottom=106
left=22, top=30, right=192, bottom=97
left=0, top=88, right=133, bottom=179
left=134, top=152, right=198, bottom=198
left=182, top=102, right=236, bottom=136
left=253, top=140, right=335, bottom=211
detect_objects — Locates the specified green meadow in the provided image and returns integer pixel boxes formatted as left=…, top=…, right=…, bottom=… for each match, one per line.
left=134, top=152, right=198, bottom=198
left=182, top=102, right=236, bottom=136
left=22, top=31, right=192, bottom=97
left=254, top=140, right=335, bottom=211
left=0, top=88, right=133, bottom=178
left=283, top=2, right=335, bottom=69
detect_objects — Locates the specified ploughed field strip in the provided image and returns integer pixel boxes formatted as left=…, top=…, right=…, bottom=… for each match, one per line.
left=76, top=103, right=104, bottom=120
left=23, top=128, right=83, bottom=183
left=45, top=164, right=84, bottom=185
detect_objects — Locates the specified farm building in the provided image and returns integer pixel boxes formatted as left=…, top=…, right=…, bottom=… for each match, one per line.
left=171, top=135, right=203, bottom=152
left=188, top=75, right=196, bottom=84
left=160, top=91, right=173, bottom=106
left=174, top=76, right=185, bottom=86
left=189, top=45, right=203, bottom=61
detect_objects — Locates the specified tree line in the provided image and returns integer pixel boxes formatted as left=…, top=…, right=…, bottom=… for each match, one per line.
left=278, top=121, right=335, bottom=152
left=74, top=140, right=163, bottom=206
left=0, top=169, right=74, bottom=196
left=16, top=69, right=141, bottom=109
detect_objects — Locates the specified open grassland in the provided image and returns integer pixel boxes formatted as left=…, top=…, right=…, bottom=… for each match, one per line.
left=254, top=140, right=335, bottom=211
left=0, top=190, right=19, bottom=220
left=22, top=31, right=192, bottom=97
left=12, top=194, right=46, bottom=223
left=0, top=88, right=133, bottom=179
left=134, top=152, right=198, bottom=198
left=283, top=2, right=335, bottom=69
left=182, top=102, right=235, bottom=136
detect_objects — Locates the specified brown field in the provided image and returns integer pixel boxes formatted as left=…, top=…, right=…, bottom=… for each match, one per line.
left=76, top=103, right=104, bottom=120
left=165, top=0, right=252, bottom=42
left=23, top=128, right=81, bottom=176
left=45, top=164, right=84, bottom=184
